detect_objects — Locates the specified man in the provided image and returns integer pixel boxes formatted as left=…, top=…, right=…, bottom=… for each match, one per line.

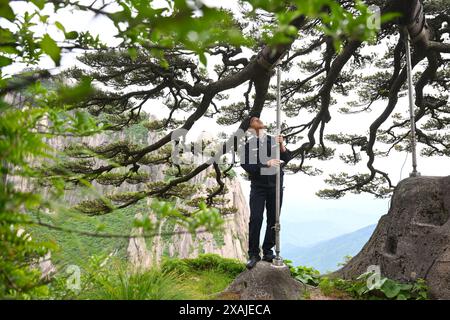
left=240, top=116, right=292, bottom=269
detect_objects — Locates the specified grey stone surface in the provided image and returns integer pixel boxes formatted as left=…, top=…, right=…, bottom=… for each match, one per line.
left=334, top=176, right=450, bottom=299
left=219, top=261, right=305, bottom=300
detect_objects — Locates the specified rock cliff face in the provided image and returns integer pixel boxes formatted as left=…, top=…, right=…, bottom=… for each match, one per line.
left=335, top=176, right=450, bottom=299
left=128, top=175, right=249, bottom=268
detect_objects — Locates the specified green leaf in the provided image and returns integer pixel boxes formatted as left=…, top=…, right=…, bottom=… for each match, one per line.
left=128, top=47, right=137, bottom=61
left=65, top=31, right=79, bottom=40
left=55, top=21, right=66, bottom=33
left=160, top=58, right=169, bottom=69
left=399, top=283, right=413, bottom=291
left=0, top=45, right=19, bottom=54
left=0, top=1, right=15, bottom=21
left=198, top=52, right=207, bottom=66
left=0, top=55, right=12, bottom=67
left=39, top=14, right=49, bottom=23
left=31, top=0, right=46, bottom=10
left=380, top=12, right=402, bottom=24
left=381, top=279, right=402, bottom=299
left=40, top=34, right=61, bottom=65
left=58, top=76, right=93, bottom=104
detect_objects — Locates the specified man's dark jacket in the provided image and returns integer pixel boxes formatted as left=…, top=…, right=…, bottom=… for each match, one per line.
left=241, top=134, right=292, bottom=188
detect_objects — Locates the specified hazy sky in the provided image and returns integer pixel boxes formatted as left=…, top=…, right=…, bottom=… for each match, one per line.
left=7, top=1, right=450, bottom=245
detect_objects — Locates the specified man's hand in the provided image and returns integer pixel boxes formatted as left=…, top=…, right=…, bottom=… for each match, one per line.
left=275, top=135, right=284, bottom=144
left=266, top=159, right=281, bottom=167
left=276, top=135, right=287, bottom=152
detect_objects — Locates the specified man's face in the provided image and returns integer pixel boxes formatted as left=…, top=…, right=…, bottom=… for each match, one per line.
left=250, top=117, right=265, bottom=130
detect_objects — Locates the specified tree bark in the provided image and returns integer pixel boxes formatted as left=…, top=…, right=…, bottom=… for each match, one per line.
left=389, top=0, right=432, bottom=48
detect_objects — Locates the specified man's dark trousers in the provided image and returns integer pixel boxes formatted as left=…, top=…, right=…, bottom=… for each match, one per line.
left=248, top=184, right=283, bottom=257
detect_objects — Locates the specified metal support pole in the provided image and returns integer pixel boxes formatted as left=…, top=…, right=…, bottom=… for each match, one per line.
left=404, top=29, right=420, bottom=178
left=273, top=64, right=283, bottom=267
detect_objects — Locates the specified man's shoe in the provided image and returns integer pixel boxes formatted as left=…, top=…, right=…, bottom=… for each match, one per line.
left=262, top=253, right=276, bottom=262
left=246, top=256, right=261, bottom=269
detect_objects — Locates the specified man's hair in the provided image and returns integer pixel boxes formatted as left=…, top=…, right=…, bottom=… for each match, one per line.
left=248, top=116, right=258, bottom=127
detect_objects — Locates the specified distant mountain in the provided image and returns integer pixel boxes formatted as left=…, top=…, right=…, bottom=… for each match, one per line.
left=279, top=220, right=349, bottom=247
left=283, top=224, right=377, bottom=273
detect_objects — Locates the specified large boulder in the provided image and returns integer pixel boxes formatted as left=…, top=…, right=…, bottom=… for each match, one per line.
left=218, top=261, right=306, bottom=300
left=335, top=176, right=450, bottom=299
